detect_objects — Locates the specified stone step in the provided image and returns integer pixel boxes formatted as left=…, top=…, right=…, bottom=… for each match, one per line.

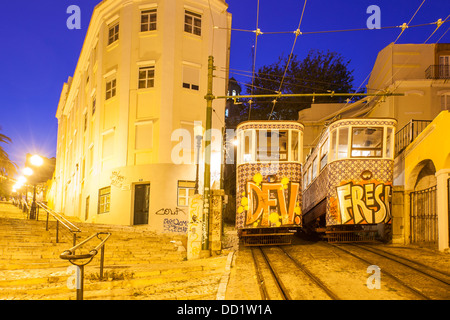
left=0, top=258, right=227, bottom=300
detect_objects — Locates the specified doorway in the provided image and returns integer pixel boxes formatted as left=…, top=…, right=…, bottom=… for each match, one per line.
left=134, top=184, right=150, bottom=225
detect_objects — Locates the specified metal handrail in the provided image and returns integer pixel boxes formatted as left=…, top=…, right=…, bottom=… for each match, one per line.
left=37, top=201, right=81, bottom=246
left=394, top=119, right=432, bottom=157
left=60, top=232, right=112, bottom=300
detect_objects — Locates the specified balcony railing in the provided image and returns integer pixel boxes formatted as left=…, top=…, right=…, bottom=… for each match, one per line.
left=425, top=65, right=450, bottom=79
left=395, top=119, right=432, bottom=157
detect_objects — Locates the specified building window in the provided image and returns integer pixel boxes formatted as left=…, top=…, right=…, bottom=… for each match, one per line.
left=106, top=79, right=116, bottom=100
left=178, top=181, right=196, bottom=207
left=141, top=9, right=157, bottom=32
left=92, top=97, right=96, bottom=115
left=135, top=122, right=153, bottom=150
left=182, top=65, right=200, bottom=91
left=138, top=66, right=155, bottom=89
left=84, top=113, right=88, bottom=132
left=98, top=187, right=111, bottom=214
left=184, top=11, right=201, bottom=36
left=108, top=23, right=119, bottom=45
left=441, top=94, right=450, bottom=110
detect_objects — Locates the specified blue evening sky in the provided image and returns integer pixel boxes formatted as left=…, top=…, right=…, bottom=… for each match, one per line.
left=0, top=0, right=449, bottom=171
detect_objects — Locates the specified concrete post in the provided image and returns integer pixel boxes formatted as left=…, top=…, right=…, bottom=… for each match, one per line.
left=187, top=194, right=203, bottom=260
left=210, top=189, right=225, bottom=255
left=435, top=169, right=450, bottom=252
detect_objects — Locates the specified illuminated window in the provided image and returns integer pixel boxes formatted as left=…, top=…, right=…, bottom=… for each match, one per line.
left=351, top=127, right=383, bottom=158
left=385, top=127, right=393, bottom=158
left=178, top=181, right=196, bottom=207
left=337, top=128, right=349, bottom=159
left=141, top=9, right=157, bottom=32
left=312, top=156, right=318, bottom=180
left=441, top=94, right=450, bottom=110
left=138, top=66, right=155, bottom=89
left=98, top=187, right=111, bottom=214
left=319, top=138, right=329, bottom=170
left=184, top=11, right=201, bottom=36
left=106, top=79, right=116, bottom=100
left=329, top=130, right=337, bottom=162
left=108, top=23, right=119, bottom=45
left=256, top=130, right=288, bottom=161
left=291, top=131, right=299, bottom=162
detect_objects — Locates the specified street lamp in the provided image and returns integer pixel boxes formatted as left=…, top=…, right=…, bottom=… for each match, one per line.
left=28, top=155, right=43, bottom=220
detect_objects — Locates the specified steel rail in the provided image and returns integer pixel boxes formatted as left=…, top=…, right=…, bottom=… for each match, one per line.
left=279, top=246, right=340, bottom=300
left=351, top=244, right=450, bottom=286
left=327, top=243, right=431, bottom=300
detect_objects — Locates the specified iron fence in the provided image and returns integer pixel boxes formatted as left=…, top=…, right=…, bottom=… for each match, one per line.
left=410, top=185, right=437, bottom=247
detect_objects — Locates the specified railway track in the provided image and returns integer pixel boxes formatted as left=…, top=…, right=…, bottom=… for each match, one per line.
left=251, top=246, right=340, bottom=300
left=327, top=242, right=450, bottom=300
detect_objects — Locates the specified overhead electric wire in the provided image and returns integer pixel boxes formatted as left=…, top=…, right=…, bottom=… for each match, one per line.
left=423, top=14, right=449, bottom=43
left=248, top=0, right=261, bottom=120
left=268, top=0, right=308, bottom=120
left=214, top=19, right=448, bottom=37
left=394, top=0, right=427, bottom=43
left=325, top=0, right=430, bottom=124
left=436, top=26, right=450, bottom=42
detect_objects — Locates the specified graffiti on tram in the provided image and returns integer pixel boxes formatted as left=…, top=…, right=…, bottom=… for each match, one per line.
left=329, top=179, right=392, bottom=225
left=238, top=173, right=302, bottom=228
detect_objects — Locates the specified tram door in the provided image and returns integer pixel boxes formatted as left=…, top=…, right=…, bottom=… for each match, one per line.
left=134, top=184, right=150, bottom=225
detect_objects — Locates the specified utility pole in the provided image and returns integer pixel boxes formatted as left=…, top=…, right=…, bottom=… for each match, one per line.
left=202, top=56, right=215, bottom=252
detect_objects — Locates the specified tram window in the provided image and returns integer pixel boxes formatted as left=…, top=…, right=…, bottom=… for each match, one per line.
left=329, top=130, right=337, bottom=162
left=385, top=127, right=393, bottom=158
left=291, top=131, right=299, bottom=162
left=319, top=138, right=329, bottom=170
left=312, top=156, right=318, bottom=180
left=243, top=132, right=253, bottom=162
left=337, top=128, right=349, bottom=159
left=307, top=164, right=312, bottom=185
left=256, top=130, right=288, bottom=161
left=351, top=127, right=383, bottom=157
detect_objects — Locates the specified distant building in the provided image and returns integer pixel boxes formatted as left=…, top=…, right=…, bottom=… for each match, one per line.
left=53, top=0, right=232, bottom=233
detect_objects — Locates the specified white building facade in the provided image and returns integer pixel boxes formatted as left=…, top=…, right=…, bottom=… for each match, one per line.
left=53, top=0, right=232, bottom=233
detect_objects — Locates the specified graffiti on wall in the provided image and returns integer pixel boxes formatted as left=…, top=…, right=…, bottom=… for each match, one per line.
left=156, top=208, right=187, bottom=216
left=238, top=173, right=302, bottom=228
left=163, top=218, right=188, bottom=233
left=329, top=179, right=392, bottom=225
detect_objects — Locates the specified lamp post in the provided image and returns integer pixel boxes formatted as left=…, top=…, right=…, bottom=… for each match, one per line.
left=28, top=155, right=43, bottom=220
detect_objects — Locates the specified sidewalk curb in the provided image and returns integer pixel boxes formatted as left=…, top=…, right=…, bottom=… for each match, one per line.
left=215, top=250, right=235, bottom=300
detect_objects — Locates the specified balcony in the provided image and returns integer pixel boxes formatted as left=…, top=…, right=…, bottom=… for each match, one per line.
left=395, top=119, right=432, bottom=157
left=425, top=65, right=450, bottom=79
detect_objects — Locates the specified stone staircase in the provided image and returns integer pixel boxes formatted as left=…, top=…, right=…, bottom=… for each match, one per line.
left=0, top=202, right=229, bottom=300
